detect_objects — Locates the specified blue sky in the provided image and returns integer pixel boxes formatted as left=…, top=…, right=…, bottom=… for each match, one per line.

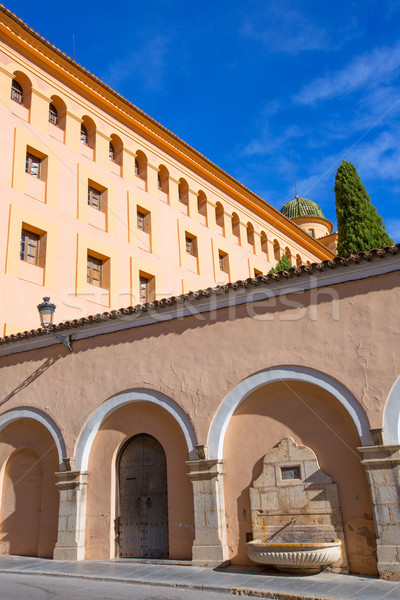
left=7, top=1, right=400, bottom=241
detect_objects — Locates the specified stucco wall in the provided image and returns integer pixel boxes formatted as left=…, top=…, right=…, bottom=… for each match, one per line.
left=0, top=270, right=399, bottom=570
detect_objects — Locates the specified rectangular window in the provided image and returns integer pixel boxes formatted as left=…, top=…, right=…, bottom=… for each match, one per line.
left=20, top=229, right=40, bottom=265
left=25, top=153, right=41, bottom=179
left=219, top=252, right=229, bottom=273
left=87, top=255, right=103, bottom=287
left=308, top=229, right=315, bottom=237
left=186, top=234, right=198, bottom=256
left=136, top=207, right=151, bottom=234
left=139, top=273, right=155, bottom=303
left=140, top=276, right=149, bottom=303
left=88, top=186, right=102, bottom=210
left=281, top=466, right=301, bottom=480
left=137, top=211, right=145, bottom=230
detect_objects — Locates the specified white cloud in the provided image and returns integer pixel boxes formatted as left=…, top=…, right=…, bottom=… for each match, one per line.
left=102, top=35, right=170, bottom=93
left=242, top=5, right=360, bottom=56
left=295, top=42, right=400, bottom=105
left=241, top=124, right=305, bottom=156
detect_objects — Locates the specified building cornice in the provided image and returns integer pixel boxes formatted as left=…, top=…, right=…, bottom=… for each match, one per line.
left=0, top=5, right=333, bottom=261
left=0, top=245, right=398, bottom=357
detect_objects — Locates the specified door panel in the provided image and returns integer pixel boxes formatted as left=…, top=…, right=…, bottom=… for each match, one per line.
left=118, top=434, right=168, bottom=558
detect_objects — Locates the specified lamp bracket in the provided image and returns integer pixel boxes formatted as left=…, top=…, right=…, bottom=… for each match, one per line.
left=44, top=327, right=73, bottom=351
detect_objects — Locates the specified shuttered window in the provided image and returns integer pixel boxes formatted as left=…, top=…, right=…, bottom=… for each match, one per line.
left=137, top=211, right=145, bottom=230
left=25, top=153, right=41, bottom=178
left=49, top=103, right=58, bottom=125
left=11, top=80, right=23, bottom=104
left=88, top=186, right=102, bottom=210
left=87, top=255, right=102, bottom=287
left=80, top=124, right=88, bottom=145
left=140, top=276, right=149, bottom=303
left=20, top=229, right=39, bottom=265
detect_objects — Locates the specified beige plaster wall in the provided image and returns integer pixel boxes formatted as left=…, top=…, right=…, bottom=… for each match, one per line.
left=85, top=402, right=194, bottom=560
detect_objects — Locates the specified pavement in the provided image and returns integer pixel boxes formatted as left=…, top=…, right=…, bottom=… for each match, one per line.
left=0, top=555, right=399, bottom=600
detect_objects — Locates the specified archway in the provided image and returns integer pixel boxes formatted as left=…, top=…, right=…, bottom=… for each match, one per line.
left=208, top=366, right=373, bottom=459
left=210, top=367, right=376, bottom=576
left=78, top=390, right=196, bottom=560
left=118, top=434, right=168, bottom=558
left=0, top=417, right=60, bottom=557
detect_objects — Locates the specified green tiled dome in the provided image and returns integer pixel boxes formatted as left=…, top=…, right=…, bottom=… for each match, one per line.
left=281, top=195, right=325, bottom=219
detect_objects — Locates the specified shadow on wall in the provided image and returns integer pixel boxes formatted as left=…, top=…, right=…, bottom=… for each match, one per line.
left=0, top=448, right=43, bottom=556
left=0, top=420, right=60, bottom=558
left=0, top=355, right=61, bottom=409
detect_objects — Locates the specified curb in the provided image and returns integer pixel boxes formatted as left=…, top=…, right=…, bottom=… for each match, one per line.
left=0, top=568, right=349, bottom=600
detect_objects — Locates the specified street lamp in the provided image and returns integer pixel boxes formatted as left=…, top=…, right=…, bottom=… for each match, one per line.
left=37, top=297, right=72, bottom=351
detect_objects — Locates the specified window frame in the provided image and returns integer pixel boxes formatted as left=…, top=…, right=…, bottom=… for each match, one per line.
left=49, top=103, right=58, bottom=125
left=87, top=255, right=103, bottom=287
left=140, top=275, right=149, bottom=303
left=88, top=185, right=102, bottom=211
left=20, top=228, right=40, bottom=265
left=80, top=123, right=88, bottom=145
left=11, top=79, right=23, bottom=104
left=25, top=152, right=41, bottom=179
left=219, top=251, right=229, bottom=274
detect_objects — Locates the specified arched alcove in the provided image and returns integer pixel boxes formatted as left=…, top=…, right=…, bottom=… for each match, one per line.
left=0, top=416, right=60, bottom=558
left=232, top=213, right=240, bottom=243
left=215, top=369, right=376, bottom=575
left=273, top=239, right=280, bottom=262
left=197, top=190, right=207, bottom=225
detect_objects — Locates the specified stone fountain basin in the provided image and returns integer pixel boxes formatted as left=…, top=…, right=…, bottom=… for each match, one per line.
left=246, top=539, right=342, bottom=574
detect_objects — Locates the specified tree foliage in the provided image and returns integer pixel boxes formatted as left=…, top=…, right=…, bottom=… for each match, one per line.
left=335, top=160, right=393, bottom=256
left=269, top=254, right=292, bottom=273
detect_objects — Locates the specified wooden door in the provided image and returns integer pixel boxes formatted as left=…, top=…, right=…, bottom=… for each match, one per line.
left=118, top=434, right=168, bottom=558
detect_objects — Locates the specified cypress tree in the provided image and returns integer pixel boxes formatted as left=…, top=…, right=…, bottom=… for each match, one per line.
left=335, top=160, right=393, bottom=256
left=269, top=254, right=292, bottom=273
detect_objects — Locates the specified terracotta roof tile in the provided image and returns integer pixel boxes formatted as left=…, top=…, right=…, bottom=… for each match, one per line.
left=1, top=244, right=399, bottom=346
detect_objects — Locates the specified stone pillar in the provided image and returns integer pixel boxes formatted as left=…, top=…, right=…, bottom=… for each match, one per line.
left=360, top=442, right=400, bottom=580
left=187, top=456, right=230, bottom=567
left=53, top=470, right=89, bottom=561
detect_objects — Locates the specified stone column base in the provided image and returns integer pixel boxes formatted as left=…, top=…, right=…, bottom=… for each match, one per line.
left=192, top=544, right=230, bottom=568
left=377, top=545, right=400, bottom=581
left=53, top=545, right=85, bottom=561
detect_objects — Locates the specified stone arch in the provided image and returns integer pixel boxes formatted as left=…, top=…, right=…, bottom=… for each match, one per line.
left=0, top=408, right=66, bottom=468
left=75, top=389, right=198, bottom=471
left=207, top=365, right=373, bottom=459
left=383, top=376, right=400, bottom=444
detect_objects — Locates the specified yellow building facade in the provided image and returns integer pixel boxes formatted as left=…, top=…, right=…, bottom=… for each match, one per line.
left=0, top=6, right=334, bottom=336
